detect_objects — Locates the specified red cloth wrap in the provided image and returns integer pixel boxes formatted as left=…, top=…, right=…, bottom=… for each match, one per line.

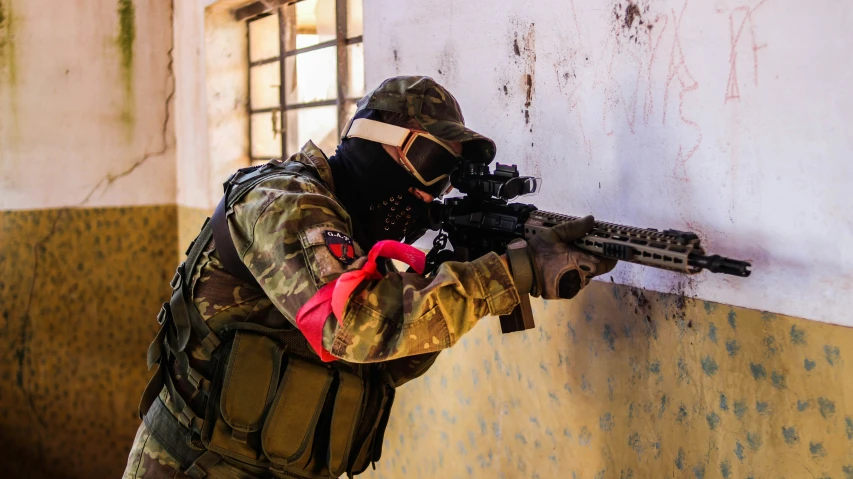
left=295, top=240, right=426, bottom=362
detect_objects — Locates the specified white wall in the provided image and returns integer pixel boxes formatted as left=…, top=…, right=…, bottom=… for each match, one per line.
left=174, top=0, right=248, bottom=211
left=0, top=0, right=175, bottom=210
left=364, top=0, right=853, bottom=325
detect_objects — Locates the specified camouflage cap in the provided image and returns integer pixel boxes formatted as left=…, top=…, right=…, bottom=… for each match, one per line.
left=354, top=76, right=497, bottom=164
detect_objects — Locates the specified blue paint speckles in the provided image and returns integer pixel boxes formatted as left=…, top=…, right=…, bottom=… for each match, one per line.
left=805, top=358, right=817, bottom=371
left=790, top=325, right=806, bottom=345
left=675, top=448, right=685, bottom=470
left=763, top=335, right=778, bottom=356
left=628, top=432, right=643, bottom=456
left=734, top=400, right=747, bottom=419
left=708, top=322, right=718, bottom=343
left=603, top=324, right=616, bottom=351
left=584, top=310, right=594, bottom=323
left=648, top=361, right=661, bottom=374
left=747, top=432, right=762, bottom=451
left=846, top=417, right=853, bottom=440
left=515, top=433, right=527, bottom=445
left=479, top=416, right=487, bottom=435
left=652, top=441, right=662, bottom=459
left=818, top=397, right=836, bottom=419
left=457, top=440, right=467, bottom=455
left=659, top=394, right=668, bottom=418
left=539, top=361, right=548, bottom=375
left=677, top=404, right=688, bottom=423
left=797, top=400, right=811, bottom=412
left=809, top=441, right=826, bottom=457
left=701, top=356, right=719, bottom=376
left=782, top=426, right=799, bottom=444
left=581, top=375, right=591, bottom=392
left=843, top=465, right=853, bottom=479
left=471, top=369, right=480, bottom=386
left=677, top=358, right=691, bottom=384
left=563, top=427, right=572, bottom=438
left=623, top=324, right=632, bottom=339
left=750, top=363, right=767, bottom=380
left=600, top=413, right=614, bottom=432
left=734, top=441, right=745, bottom=462
left=727, top=309, right=737, bottom=329
left=706, top=412, right=721, bottom=430
left=594, top=470, right=606, bottom=479
left=492, top=422, right=501, bottom=439
left=761, top=311, right=777, bottom=322
left=548, top=391, right=559, bottom=403
left=482, top=359, right=492, bottom=377
left=720, top=394, right=729, bottom=411
left=725, top=339, right=740, bottom=357
left=720, top=459, right=731, bottom=478
left=579, top=426, right=592, bottom=446
left=824, top=345, right=841, bottom=366
left=566, top=322, right=577, bottom=344
left=693, top=463, right=706, bottom=479
left=771, top=371, right=787, bottom=389
left=529, top=416, right=540, bottom=428
left=755, top=401, right=770, bottom=415
left=704, top=301, right=717, bottom=314
left=564, top=382, right=573, bottom=394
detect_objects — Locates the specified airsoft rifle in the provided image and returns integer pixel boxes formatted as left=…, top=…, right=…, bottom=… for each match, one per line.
left=423, top=160, right=752, bottom=335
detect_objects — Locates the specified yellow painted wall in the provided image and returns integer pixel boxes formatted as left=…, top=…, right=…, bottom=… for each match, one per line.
left=0, top=206, right=176, bottom=478
left=177, top=205, right=212, bottom=262
left=364, top=282, right=853, bottom=479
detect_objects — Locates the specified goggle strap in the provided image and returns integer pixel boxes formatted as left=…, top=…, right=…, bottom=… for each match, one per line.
left=344, top=118, right=412, bottom=148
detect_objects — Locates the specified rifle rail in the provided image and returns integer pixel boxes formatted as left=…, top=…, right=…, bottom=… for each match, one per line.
left=525, top=210, right=751, bottom=277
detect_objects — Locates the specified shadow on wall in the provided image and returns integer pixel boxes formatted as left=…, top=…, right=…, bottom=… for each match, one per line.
left=365, top=281, right=853, bottom=479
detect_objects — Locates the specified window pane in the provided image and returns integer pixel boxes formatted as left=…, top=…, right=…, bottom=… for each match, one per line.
left=248, top=14, right=280, bottom=62
left=347, top=0, right=363, bottom=38
left=342, top=100, right=357, bottom=128
left=251, top=111, right=283, bottom=158
left=249, top=62, right=281, bottom=110
left=287, top=0, right=336, bottom=51
left=284, top=48, right=337, bottom=105
left=286, top=106, right=338, bottom=156
left=347, top=42, right=365, bottom=99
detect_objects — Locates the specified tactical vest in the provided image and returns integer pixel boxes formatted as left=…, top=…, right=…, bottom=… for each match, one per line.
left=139, top=157, right=413, bottom=478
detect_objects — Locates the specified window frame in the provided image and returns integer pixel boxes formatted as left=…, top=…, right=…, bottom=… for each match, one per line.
left=245, top=0, right=363, bottom=163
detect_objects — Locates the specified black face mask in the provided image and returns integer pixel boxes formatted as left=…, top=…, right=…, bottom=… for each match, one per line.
left=328, top=129, right=431, bottom=248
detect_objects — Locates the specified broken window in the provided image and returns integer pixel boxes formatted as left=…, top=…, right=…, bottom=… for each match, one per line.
left=245, top=0, right=364, bottom=165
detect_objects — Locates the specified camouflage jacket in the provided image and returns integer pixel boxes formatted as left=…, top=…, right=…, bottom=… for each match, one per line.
left=189, top=142, right=519, bottom=369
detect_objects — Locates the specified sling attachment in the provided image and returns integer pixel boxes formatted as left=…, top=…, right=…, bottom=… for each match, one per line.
left=212, top=195, right=258, bottom=286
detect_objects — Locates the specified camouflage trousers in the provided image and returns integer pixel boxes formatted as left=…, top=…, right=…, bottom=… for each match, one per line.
left=122, top=422, right=257, bottom=479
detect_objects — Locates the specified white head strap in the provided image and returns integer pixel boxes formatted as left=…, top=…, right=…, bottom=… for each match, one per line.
left=342, top=118, right=412, bottom=147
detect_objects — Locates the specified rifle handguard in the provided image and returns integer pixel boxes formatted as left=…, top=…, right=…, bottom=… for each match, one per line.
left=505, top=240, right=534, bottom=295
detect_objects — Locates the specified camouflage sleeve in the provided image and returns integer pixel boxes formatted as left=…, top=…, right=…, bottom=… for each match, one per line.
left=229, top=175, right=520, bottom=363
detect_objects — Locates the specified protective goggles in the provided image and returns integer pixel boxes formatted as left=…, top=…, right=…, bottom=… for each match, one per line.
left=343, top=118, right=461, bottom=193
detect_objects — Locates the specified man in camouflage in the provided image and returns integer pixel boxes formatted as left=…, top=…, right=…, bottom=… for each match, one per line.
left=123, top=76, right=615, bottom=478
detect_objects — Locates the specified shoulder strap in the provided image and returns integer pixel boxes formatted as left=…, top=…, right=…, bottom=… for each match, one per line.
left=210, top=160, right=325, bottom=284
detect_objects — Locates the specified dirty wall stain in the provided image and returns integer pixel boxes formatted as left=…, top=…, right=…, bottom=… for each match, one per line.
left=116, top=0, right=136, bottom=133
left=363, top=282, right=853, bottom=479
left=0, top=0, right=19, bottom=136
